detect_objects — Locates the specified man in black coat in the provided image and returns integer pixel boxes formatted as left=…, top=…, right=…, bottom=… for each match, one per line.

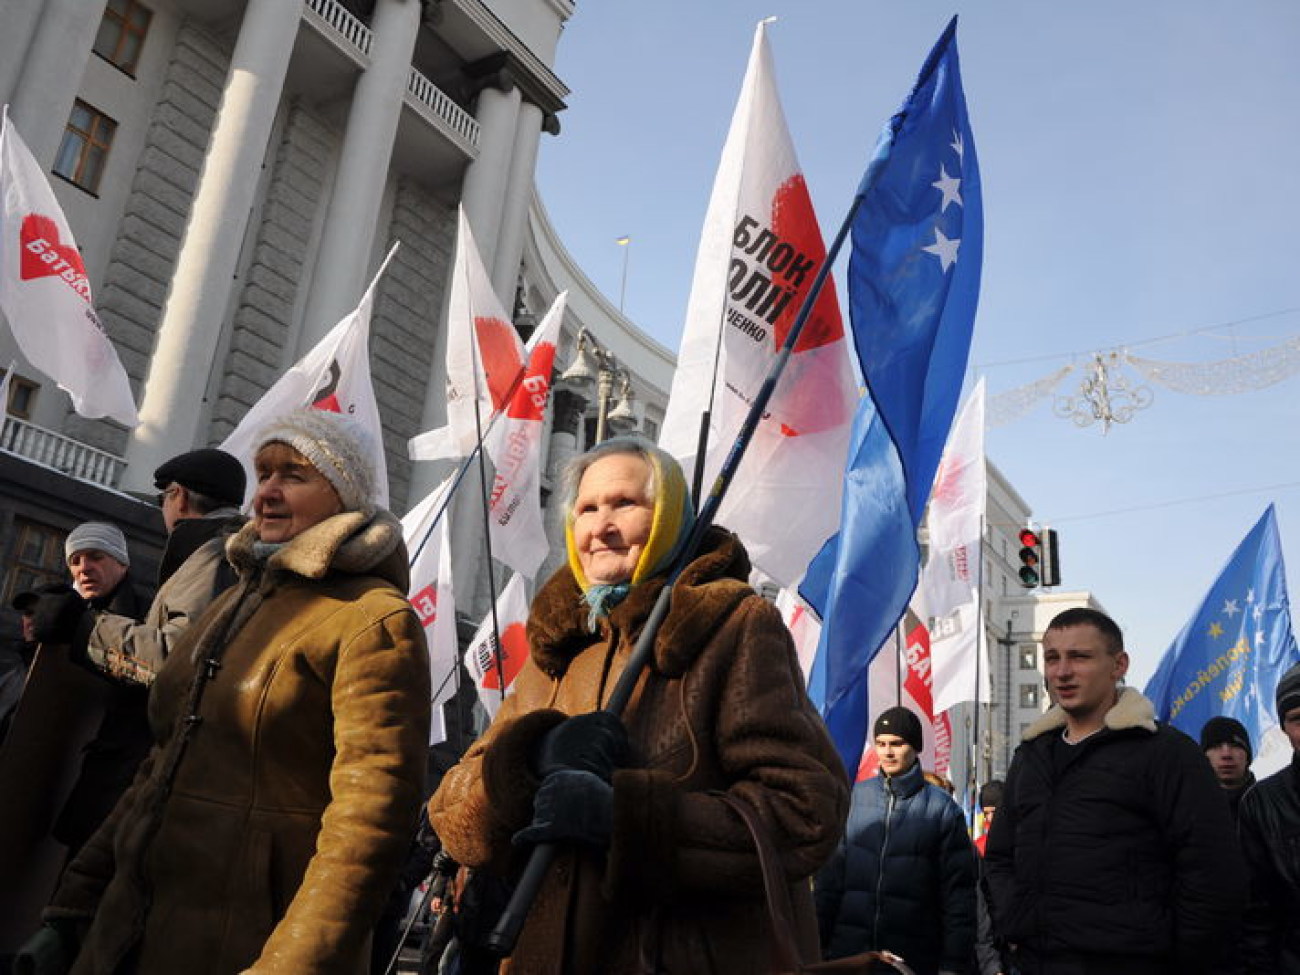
left=984, top=608, right=1246, bottom=975
left=1238, top=662, right=1300, bottom=974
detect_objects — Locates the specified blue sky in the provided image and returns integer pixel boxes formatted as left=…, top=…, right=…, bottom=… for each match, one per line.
left=535, top=1, right=1300, bottom=686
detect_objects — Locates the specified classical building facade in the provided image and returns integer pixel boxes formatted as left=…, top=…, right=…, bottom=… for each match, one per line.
left=0, top=0, right=674, bottom=619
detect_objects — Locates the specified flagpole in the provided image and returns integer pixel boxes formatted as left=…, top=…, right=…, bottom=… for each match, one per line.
left=968, top=513, right=986, bottom=824
left=468, top=367, right=507, bottom=703
left=487, top=179, right=872, bottom=958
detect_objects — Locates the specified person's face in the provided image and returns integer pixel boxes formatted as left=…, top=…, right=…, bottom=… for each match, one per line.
left=69, top=549, right=128, bottom=600
left=1283, top=706, right=1300, bottom=754
left=572, top=453, right=655, bottom=585
left=158, top=482, right=185, bottom=533
left=874, top=734, right=917, bottom=777
left=982, top=805, right=997, bottom=827
left=252, top=443, right=343, bottom=544
left=1205, top=742, right=1250, bottom=788
left=20, top=612, right=35, bottom=643
left=1043, top=624, right=1128, bottom=720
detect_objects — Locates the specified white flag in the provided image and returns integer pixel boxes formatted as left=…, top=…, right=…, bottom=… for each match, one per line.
left=922, top=380, right=989, bottom=715
left=776, top=586, right=822, bottom=684
left=220, top=244, right=395, bottom=508
left=403, top=474, right=459, bottom=744
left=658, top=22, right=855, bottom=588
left=483, top=292, right=565, bottom=579
left=409, top=207, right=524, bottom=462
left=0, top=109, right=137, bottom=426
left=463, top=573, right=531, bottom=719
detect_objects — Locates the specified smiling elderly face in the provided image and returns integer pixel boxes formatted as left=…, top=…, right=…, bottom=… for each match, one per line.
left=571, top=452, right=655, bottom=585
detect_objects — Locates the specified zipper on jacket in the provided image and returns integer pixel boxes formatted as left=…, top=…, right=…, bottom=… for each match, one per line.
left=872, top=776, right=897, bottom=950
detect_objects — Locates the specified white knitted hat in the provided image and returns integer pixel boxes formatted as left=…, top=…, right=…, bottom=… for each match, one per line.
left=66, top=522, right=130, bottom=566
left=255, top=409, right=377, bottom=514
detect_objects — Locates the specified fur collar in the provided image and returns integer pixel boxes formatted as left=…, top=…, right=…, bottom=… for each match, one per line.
left=226, top=509, right=409, bottom=591
left=527, top=526, right=754, bottom=680
left=1022, top=686, right=1157, bottom=742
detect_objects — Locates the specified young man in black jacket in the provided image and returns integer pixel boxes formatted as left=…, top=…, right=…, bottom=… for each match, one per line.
left=1238, top=662, right=1300, bottom=974
left=984, top=608, right=1247, bottom=975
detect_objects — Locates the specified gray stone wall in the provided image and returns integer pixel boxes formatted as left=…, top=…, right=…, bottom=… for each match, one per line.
left=374, top=181, right=455, bottom=514
left=205, top=100, right=333, bottom=446
left=64, top=19, right=228, bottom=455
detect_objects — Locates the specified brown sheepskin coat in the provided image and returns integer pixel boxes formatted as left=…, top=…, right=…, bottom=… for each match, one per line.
left=47, top=510, right=431, bottom=975
left=428, top=527, right=849, bottom=974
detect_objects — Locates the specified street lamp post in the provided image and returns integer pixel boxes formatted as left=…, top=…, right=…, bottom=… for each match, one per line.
left=559, top=329, right=638, bottom=444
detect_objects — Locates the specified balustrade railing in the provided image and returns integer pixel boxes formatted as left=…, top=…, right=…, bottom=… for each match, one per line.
left=0, top=416, right=126, bottom=488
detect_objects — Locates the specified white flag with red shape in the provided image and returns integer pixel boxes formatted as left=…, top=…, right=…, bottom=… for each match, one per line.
left=409, top=207, right=524, bottom=462
left=0, top=108, right=138, bottom=427
left=464, top=572, right=531, bottom=719
left=484, top=292, right=565, bottom=579
left=657, top=22, right=855, bottom=588
left=402, top=474, right=458, bottom=744
left=220, top=244, right=395, bottom=508
left=921, top=379, right=989, bottom=715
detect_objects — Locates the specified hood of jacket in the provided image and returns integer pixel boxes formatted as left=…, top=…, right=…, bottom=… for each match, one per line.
left=226, top=509, right=409, bottom=592
left=1022, top=685, right=1158, bottom=742
left=527, top=526, right=754, bottom=680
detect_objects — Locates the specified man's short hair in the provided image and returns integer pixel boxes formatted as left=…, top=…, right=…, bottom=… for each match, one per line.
left=1045, top=607, right=1124, bottom=656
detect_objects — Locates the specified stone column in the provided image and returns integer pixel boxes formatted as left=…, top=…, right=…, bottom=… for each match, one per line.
left=457, top=80, right=520, bottom=272
left=538, top=387, right=587, bottom=581
left=489, top=101, right=544, bottom=302
left=7, top=0, right=108, bottom=165
left=121, top=0, right=299, bottom=489
left=296, top=0, right=420, bottom=352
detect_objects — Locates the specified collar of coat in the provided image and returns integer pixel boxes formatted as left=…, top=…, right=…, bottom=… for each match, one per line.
left=225, top=509, right=409, bottom=591
left=526, top=526, right=753, bottom=680
left=875, top=757, right=927, bottom=799
left=1022, top=686, right=1158, bottom=742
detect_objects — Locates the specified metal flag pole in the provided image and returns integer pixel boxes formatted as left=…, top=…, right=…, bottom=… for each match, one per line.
left=486, top=182, right=875, bottom=957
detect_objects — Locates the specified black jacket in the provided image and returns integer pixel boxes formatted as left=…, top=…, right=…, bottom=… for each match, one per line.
left=815, top=760, right=977, bottom=974
left=984, top=688, right=1247, bottom=975
left=1238, top=751, right=1300, bottom=974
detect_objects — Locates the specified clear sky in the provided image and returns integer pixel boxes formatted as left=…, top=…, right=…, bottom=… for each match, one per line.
left=535, top=1, right=1300, bottom=688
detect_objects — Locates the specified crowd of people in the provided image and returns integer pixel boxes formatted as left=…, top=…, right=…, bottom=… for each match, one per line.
left=2, top=426, right=1298, bottom=975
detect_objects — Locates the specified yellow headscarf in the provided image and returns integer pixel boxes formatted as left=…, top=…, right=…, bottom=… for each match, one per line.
left=564, top=438, right=695, bottom=594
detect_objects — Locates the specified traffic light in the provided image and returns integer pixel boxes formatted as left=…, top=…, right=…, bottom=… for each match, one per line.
left=1041, top=527, right=1061, bottom=587
left=1017, top=528, right=1042, bottom=588
left=1017, top=526, right=1061, bottom=589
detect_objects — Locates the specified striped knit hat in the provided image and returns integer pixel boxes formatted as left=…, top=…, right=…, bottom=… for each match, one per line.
left=256, top=409, right=377, bottom=514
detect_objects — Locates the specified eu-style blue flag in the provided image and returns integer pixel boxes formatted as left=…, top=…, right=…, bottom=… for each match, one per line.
left=800, top=16, right=983, bottom=777
left=1145, top=504, right=1299, bottom=752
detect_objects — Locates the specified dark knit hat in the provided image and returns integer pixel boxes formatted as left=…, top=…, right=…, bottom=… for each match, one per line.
left=1199, top=716, right=1253, bottom=765
left=978, top=780, right=1005, bottom=809
left=154, top=448, right=246, bottom=507
left=1277, top=662, right=1300, bottom=720
left=874, top=706, right=924, bottom=754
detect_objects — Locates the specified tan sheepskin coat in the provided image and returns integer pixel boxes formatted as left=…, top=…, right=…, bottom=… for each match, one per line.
left=429, top=527, right=849, bottom=974
left=48, top=511, right=431, bottom=975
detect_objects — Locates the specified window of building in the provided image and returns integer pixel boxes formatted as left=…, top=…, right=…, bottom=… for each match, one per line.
left=1018, top=684, right=1040, bottom=708
left=1018, top=644, right=1037, bottom=670
left=92, top=0, right=153, bottom=76
left=2, top=519, right=68, bottom=605
left=1, top=368, right=37, bottom=421
left=53, top=101, right=117, bottom=195
left=642, top=417, right=659, bottom=441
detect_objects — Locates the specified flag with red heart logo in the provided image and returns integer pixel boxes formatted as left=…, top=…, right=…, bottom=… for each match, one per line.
left=657, top=21, right=856, bottom=588
left=464, top=572, right=531, bottom=718
left=483, top=291, right=566, bottom=579
left=219, top=244, right=394, bottom=507
left=409, top=207, right=525, bottom=463
left=0, top=109, right=138, bottom=426
left=402, top=473, right=459, bottom=743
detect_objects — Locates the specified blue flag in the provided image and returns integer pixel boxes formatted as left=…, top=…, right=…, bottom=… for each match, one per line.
left=1145, top=504, right=1299, bottom=751
left=800, top=17, right=983, bottom=777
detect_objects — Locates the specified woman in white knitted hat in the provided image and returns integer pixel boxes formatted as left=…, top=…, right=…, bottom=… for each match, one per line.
left=29, top=410, right=431, bottom=975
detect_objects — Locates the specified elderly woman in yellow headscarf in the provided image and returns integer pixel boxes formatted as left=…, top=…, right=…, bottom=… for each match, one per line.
left=429, top=434, right=848, bottom=974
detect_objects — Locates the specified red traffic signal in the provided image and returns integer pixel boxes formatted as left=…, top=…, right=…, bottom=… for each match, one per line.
left=1017, top=526, right=1061, bottom=588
